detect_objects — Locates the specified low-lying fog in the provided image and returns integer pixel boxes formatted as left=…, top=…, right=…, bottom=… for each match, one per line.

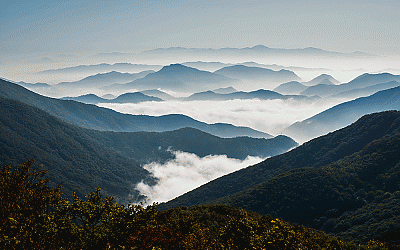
left=135, top=151, right=264, bottom=204
left=3, top=54, right=399, bottom=205
left=102, top=97, right=344, bottom=204
left=98, top=98, right=344, bottom=136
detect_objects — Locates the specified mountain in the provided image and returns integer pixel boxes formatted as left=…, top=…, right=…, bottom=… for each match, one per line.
left=160, top=111, right=400, bottom=244
left=139, top=89, right=176, bottom=100
left=0, top=97, right=148, bottom=202
left=86, top=128, right=297, bottom=164
left=0, top=97, right=298, bottom=203
left=162, top=111, right=400, bottom=208
left=62, top=94, right=108, bottom=104
left=318, top=78, right=335, bottom=85
left=284, top=86, right=400, bottom=143
left=346, top=73, right=400, bottom=89
left=304, top=74, right=340, bottom=86
left=113, top=64, right=238, bottom=92
left=212, top=86, right=237, bottom=94
left=0, top=78, right=271, bottom=138
left=184, top=89, right=315, bottom=102
left=300, top=83, right=337, bottom=97
left=300, top=73, right=400, bottom=97
left=101, top=94, right=116, bottom=99
left=213, top=65, right=300, bottom=87
left=57, top=70, right=154, bottom=88
left=16, top=81, right=51, bottom=88
left=239, top=61, right=332, bottom=72
left=185, top=89, right=285, bottom=101
left=37, top=63, right=162, bottom=75
left=110, top=92, right=162, bottom=103
left=142, top=45, right=377, bottom=59
left=331, top=80, right=400, bottom=99
left=181, top=61, right=233, bottom=71
left=62, top=92, right=162, bottom=104
left=182, top=61, right=333, bottom=73
left=273, top=81, right=308, bottom=95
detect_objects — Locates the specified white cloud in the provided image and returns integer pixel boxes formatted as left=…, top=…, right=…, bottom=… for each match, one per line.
left=99, top=98, right=343, bottom=135
left=135, top=151, right=264, bottom=204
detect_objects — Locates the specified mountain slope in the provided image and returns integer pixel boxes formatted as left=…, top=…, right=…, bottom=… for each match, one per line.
left=301, top=73, right=400, bottom=97
left=139, top=89, right=176, bottom=100
left=62, top=92, right=162, bottom=104
left=184, top=89, right=315, bottom=102
left=110, top=92, right=162, bottom=103
left=212, top=86, right=237, bottom=94
left=38, top=63, right=162, bottom=75
left=160, top=111, right=400, bottom=244
left=0, top=97, right=148, bottom=202
left=214, top=65, right=300, bottom=87
left=142, top=45, right=377, bottom=59
left=304, top=74, right=340, bottom=86
left=0, top=97, right=297, bottom=202
left=86, top=128, right=297, bottom=163
left=61, top=94, right=108, bottom=104
left=161, top=111, right=400, bottom=209
left=216, top=114, right=400, bottom=244
left=273, top=81, right=308, bottom=95
left=57, top=70, right=154, bottom=88
left=331, top=80, right=400, bottom=99
left=284, top=86, right=400, bottom=142
left=114, top=64, right=238, bottom=92
left=0, top=78, right=271, bottom=138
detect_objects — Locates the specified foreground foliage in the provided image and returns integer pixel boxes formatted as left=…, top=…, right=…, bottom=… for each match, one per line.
left=1, top=161, right=397, bottom=249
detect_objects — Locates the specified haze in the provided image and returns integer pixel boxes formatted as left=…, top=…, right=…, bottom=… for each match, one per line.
left=1, top=0, right=400, bottom=205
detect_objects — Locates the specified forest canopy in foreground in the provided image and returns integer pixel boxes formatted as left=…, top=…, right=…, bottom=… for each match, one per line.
left=0, top=160, right=397, bottom=250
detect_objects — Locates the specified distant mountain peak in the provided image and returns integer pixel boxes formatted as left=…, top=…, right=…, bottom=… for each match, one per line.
left=305, top=74, right=340, bottom=86
left=251, top=45, right=269, bottom=50
left=303, top=47, right=324, bottom=52
left=159, top=63, right=195, bottom=72
left=213, top=86, right=237, bottom=94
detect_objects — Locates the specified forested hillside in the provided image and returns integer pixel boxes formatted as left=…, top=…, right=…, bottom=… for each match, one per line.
left=86, top=128, right=297, bottom=163
left=161, top=111, right=400, bottom=244
left=0, top=97, right=297, bottom=202
left=0, top=97, right=149, bottom=202
left=1, top=161, right=393, bottom=249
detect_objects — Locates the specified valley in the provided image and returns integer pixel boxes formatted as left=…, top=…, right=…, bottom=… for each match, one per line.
left=2, top=3, right=400, bottom=244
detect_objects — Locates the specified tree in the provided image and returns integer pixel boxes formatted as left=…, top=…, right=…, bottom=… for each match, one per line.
left=0, top=160, right=73, bottom=249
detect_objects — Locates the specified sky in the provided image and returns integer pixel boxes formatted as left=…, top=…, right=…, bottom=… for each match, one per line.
left=2, top=0, right=399, bottom=204
left=1, top=0, right=400, bottom=62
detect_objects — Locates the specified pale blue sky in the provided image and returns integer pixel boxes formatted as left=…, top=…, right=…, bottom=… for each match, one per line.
left=1, top=0, right=399, bottom=60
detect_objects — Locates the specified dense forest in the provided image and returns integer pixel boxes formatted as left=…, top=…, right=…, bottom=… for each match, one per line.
left=0, top=97, right=295, bottom=202
left=161, top=111, right=400, bottom=245
left=1, top=161, right=396, bottom=249
left=0, top=97, right=149, bottom=202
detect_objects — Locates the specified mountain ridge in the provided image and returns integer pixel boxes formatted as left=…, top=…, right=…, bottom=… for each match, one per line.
left=0, top=78, right=272, bottom=138
left=284, top=86, right=400, bottom=142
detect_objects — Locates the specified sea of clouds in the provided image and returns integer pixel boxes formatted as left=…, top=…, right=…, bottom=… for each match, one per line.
left=99, top=98, right=344, bottom=135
